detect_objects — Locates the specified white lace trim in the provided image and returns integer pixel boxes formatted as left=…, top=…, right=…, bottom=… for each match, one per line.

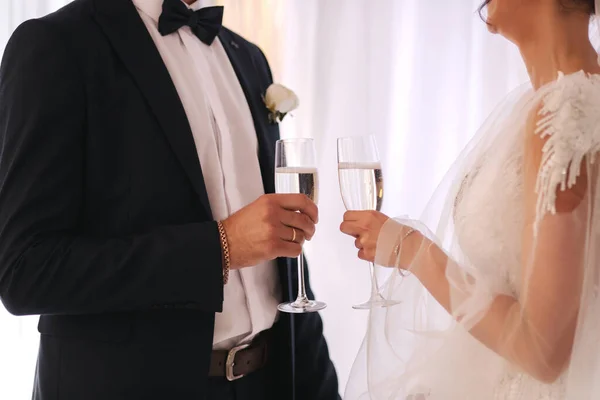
left=534, top=71, right=600, bottom=234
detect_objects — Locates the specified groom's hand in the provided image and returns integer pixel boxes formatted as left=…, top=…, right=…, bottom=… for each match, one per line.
left=221, top=194, right=318, bottom=269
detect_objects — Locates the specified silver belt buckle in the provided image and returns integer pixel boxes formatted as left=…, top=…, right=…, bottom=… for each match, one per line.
left=225, top=343, right=250, bottom=381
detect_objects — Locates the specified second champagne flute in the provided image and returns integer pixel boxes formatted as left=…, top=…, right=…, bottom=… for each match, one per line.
left=337, top=135, right=401, bottom=309
left=275, top=138, right=327, bottom=313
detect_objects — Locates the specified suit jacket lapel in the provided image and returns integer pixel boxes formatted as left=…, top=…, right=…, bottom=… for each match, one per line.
left=92, top=0, right=212, bottom=217
left=218, top=29, right=276, bottom=196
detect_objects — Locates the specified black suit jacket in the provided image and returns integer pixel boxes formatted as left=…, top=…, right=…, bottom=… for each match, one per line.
left=0, top=0, right=339, bottom=399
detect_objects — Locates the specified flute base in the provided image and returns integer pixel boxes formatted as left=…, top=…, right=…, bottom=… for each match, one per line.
left=278, top=299, right=327, bottom=314
left=352, top=295, right=401, bottom=310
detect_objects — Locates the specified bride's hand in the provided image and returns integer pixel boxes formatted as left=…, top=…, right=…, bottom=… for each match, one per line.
left=340, top=210, right=390, bottom=262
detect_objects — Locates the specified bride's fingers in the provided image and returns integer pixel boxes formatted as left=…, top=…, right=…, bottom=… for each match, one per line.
left=343, top=211, right=364, bottom=221
left=354, top=237, right=363, bottom=249
left=358, top=249, right=375, bottom=262
left=344, top=210, right=373, bottom=222
left=340, top=221, right=361, bottom=236
left=358, top=249, right=369, bottom=262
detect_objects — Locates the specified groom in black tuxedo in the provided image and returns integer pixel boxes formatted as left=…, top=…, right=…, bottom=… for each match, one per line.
left=0, top=0, right=339, bottom=399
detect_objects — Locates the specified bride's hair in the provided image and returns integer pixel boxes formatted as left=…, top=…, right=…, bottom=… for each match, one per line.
left=478, top=0, right=596, bottom=20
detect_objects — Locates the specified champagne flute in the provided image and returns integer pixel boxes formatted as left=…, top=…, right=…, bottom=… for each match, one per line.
left=337, top=136, right=400, bottom=309
left=275, top=138, right=327, bottom=313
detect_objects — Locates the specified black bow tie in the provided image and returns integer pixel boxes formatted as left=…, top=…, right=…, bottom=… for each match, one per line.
left=158, top=0, right=224, bottom=46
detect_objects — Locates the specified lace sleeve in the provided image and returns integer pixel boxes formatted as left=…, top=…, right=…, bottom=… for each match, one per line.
left=534, top=71, right=600, bottom=233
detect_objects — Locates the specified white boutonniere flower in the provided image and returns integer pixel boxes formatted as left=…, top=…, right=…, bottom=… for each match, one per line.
left=263, top=83, right=299, bottom=124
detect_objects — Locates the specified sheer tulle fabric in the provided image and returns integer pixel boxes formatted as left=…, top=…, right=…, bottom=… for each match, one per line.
left=344, top=35, right=600, bottom=400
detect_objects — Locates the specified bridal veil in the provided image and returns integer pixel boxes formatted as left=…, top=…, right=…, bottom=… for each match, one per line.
left=345, top=2, right=600, bottom=399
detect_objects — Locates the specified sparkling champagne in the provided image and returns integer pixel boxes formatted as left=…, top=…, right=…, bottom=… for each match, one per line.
left=275, top=167, right=319, bottom=203
left=338, top=162, right=383, bottom=211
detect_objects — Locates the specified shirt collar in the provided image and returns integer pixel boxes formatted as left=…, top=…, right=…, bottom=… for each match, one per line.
left=132, top=0, right=219, bottom=23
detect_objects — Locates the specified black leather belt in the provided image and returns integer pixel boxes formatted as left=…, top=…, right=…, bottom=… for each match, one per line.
left=209, top=332, right=269, bottom=381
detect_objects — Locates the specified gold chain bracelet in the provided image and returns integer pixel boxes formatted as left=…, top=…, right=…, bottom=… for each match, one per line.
left=217, top=221, right=230, bottom=285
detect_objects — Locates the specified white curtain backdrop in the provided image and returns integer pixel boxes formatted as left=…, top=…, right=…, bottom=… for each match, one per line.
left=279, top=0, right=528, bottom=391
left=0, top=0, right=528, bottom=398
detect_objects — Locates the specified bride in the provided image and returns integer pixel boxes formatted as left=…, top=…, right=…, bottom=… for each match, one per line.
left=341, top=0, right=600, bottom=399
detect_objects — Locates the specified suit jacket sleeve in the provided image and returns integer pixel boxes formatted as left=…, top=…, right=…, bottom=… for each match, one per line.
left=251, top=46, right=341, bottom=400
left=0, top=20, right=224, bottom=316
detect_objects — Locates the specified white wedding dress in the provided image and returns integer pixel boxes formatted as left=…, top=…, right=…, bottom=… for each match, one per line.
left=454, top=78, right=570, bottom=398
left=344, top=70, right=600, bottom=399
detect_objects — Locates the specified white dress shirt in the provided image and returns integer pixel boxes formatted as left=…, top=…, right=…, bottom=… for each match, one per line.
left=132, top=0, right=281, bottom=350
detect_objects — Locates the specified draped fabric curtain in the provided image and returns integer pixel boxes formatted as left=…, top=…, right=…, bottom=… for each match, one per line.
left=0, top=0, right=528, bottom=397
left=215, top=0, right=284, bottom=81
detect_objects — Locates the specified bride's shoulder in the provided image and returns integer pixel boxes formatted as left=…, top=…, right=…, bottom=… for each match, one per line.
left=531, top=71, right=600, bottom=161
left=522, top=71, right=600, bottom=157
left=536, top=70, right=600, bottom=133
left=524, top=71, right=600, bottom=230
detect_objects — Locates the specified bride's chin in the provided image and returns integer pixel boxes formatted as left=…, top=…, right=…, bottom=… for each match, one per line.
left=487, top=22, right=499, bottom=34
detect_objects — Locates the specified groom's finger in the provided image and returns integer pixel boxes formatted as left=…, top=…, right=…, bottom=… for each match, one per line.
left=280, top=210, right=315, bottom=239
left=277, top=240, right=303, bottom=258
left=278, top=225, right=306, bottom=245
left=275, top=194, right=318, bottom=223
